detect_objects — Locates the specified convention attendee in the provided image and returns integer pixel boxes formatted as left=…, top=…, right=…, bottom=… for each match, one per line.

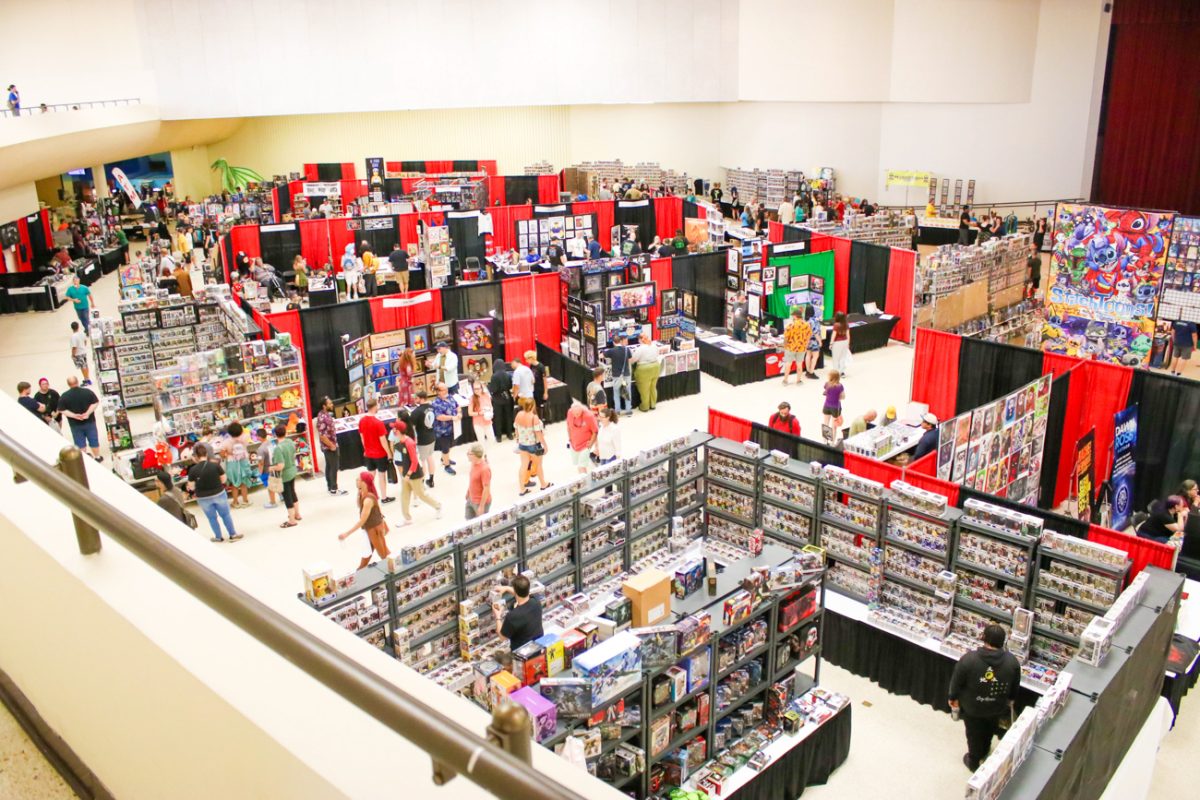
left=432, top=340, right=459, bottom=386
left=1169, top=319, right=1198, bottom=376
left=16, top=381, right=43, bottom=419
left=673, top=229, right=687, bottom=254
left=51, top=247, right=72, bottom=273
left=67, top=321, right=91, bottom=385
left=848, top=409, right=878, bottom=437
left=768, top=402, right=801, bottom=436
left=883, top=406, right=898, bottom=425
left=803, top=306, right=822, bottom=379
left=173, top=261, right=194, bottom=298
left=187, top=443, right=241, bottom=542
left=154, top=471, right=189, bottom=525
left=1033, top=216, right=1048, bottom=250
left=948, top=624, right=1020, bottom=772
left=605, top=332, right=633, bottom=416
left=512, top=356, right=535, bottom=407
left=781, top=307, right=812, bottom=385
left=468, top=378, right=493, bottom=444
left=357, top=398, right=394, bottom=504
left=337, top=472, right=390, bottom=570
left=545, top=238, right=565, bottom=268
left=409, top=390, right=440, bottom=487
left=432, top=381, right=460, bottom=476
left=6, top=84, right=19, bottom=115
left=821, top=371, right=845, bottom=438
left=59, top=376, right=101, bottom=460
left=528, top=350, right=550, bottom=420
left=489, top=360, right=515, bottom=440
left=958, top=205, right=972, bottom=245
left=566, top=400, right=599, bottom=474
left=223, top=421, right=254, bottom=509
left=778, top=197, right=794, bottom=228
left=514, top=397, right=551, bottom=494
left=270, top=424, right=301, bottom=528
left=740, top=206, right=753, bottom=227
left=730, top=293, right=749, bottom=342
left=830, top=312, right=851, bottom=375
left=925, top=200, right=937, bottom=218
left=595, top=408, right=622, bottom=464
left=340, top=244, right=360, bottom=299
left=34, top=378, right=61, bottom=427
left=587, top=235, right=604, bottom=259
left=631, top=334, right=662, bottom=412
left=293, top=255, right=308, bottom=296
left=1179, top=479, right=1200, bottom=512
left=586, top=367, right=608, bottom=411
left=64, top=275, right=92, bottom=333
left=360, top=242, right=379, bottom=296
left=495, top=574, right=543, bottom=651
left=913, top=413, right=940, bottom=459
left=1138, top=495, right=1188, bottom=543
left=709, top=183, right=723, bottom=205
left=812, top=199, right=827, bottom=221
left=316, top=396, right=346, bottom=495
left=391, top=420, right=442, bottom=524
left=388, top=243, right=409, bottom=293
left=318, top=199, right=333, bottom=218
left=465, top=443, right=492, bottom=519
left=656, top=238, right=673, bottom=258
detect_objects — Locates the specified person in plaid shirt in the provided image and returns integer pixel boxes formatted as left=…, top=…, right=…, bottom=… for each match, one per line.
left=316, top=396, right=346, bottom=495
left=780, top=307, right=812, bottom=385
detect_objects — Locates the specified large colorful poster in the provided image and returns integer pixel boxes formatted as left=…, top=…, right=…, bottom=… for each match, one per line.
left=1075, top=428, right=1095, bottom=522
left=1042, top=203, right=1174, bottom=365
left=1110, top=406, right=1138, bottom=531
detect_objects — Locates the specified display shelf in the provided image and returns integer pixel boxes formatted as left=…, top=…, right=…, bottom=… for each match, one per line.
left=773, top=645, right=822, bottom=680
left=1033, top=585, right=1109, bottom=617
left=629, top=518, right=670, bottom=543
left=714, top=681, right=770, bottom=722
left=955, top=594, right=1015, bottom=622
left=394, top=583, right=457, bottom=621
left=412, top=619, right=458, bottom=648
left=703, top=439, right=765, bottom=493
left=818, top=513, right=875, bottom=538
left=582, top=539, right=624, bottom=565
left=956, top=517, right=1039, bottom=549
left=716, top=641, right=770, bottom=682
left=1031, top=623, right=1081, bottom=646
left=652, top=722, right=708, bottom=765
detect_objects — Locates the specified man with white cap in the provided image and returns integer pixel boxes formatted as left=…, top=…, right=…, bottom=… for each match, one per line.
left=913, top=412, right=940, bottom=459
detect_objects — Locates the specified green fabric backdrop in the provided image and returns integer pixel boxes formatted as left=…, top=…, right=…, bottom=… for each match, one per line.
left=767, top=251, right=835, bottom=319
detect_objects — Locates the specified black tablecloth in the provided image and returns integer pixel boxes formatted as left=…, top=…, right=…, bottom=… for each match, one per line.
left=823, top=314, right=898, bottom=354
left=1, top=285, right=59, bottom=313
left=729, top=704, right=851, bottom=800
left=823, top=608, right=1039, bottom=713
left=308, top=287, right=338, bottom=307
left=77, top=258, right=101, bottom=286
left=537, top=343, right=701, bottom=409
left=696, top=338, right=768, bottom=386
left=918, top=225, right=976, bottom=246
left=1162, top=635, right=1200, bottom=724
left=97, top=245, right=127, bottom=273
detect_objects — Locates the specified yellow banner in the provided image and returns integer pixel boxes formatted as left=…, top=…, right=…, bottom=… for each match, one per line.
left=885, top=170, right=932, bottom=188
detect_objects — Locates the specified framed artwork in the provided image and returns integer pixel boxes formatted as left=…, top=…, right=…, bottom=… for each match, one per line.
left=776, top=266, right=789, bottom=285
left=762, top=267, right=776, bottom=283
left=455, top=319, right=495, bottom=353
left=431, top=321, right=453, bottom=345
left=790, top=275, right=806, bottom=291
left=727, top=248, right=740, bottom=274
left=583, top=341, right=597, bottom=368
left=408, top=326, right=431, bottom=354
left=369, top=364, right=390, bottom=381
left=605, top=282, right=656, bottom=314
left=681, top=291, right=697, bottom=319
left=628, top=261, right=642, bottom=282
left=660, top=289, right=679, bottom=316
left=727, top=275, right=740, bottom=290
left=583, top=317, right=597, bottom=339
left=606, top=272, right=625, bottom=288
left=463, top=353, right=494, bottom=383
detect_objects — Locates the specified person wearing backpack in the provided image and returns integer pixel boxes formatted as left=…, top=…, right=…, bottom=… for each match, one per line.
left=768, top=402, right=801, bottom=436
left=604, top=332, right=633, bottom=416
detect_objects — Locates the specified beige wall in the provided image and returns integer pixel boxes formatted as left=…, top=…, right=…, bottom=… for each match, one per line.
left=34, top=176, right=63, bottom=207
left=169, top=144, right=216, bottom=198
left=0, top=184, right=39, bottom=222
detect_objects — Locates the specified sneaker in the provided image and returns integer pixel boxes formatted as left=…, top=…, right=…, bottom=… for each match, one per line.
left=399, top=518, right=414, bottom=527
left=425, top=477, right=435, bottom=488
left=380, top=496, right=395, bottom=504
left=444, top=465, right=457, bottom=476
left=82, top=380, right=93, bottom=387
left=448, top=459, right=457, bottom=466
left=963, top=754, right=975, bottom=771
left=210, top=537, right=224, bottom=543
left=229, top=533, right=244, bottom=541
left=264, top=502, right=278, bottom=509
left=335, top=489, right=348, bottom=495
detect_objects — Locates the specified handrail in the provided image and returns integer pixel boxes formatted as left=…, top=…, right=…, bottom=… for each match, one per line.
left=0, top=429, right=588, bottom=800
left=1, top=98, right=141, bottom=117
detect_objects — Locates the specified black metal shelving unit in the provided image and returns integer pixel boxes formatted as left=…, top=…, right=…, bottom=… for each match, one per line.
left=815, top=472, right=885, bottom=603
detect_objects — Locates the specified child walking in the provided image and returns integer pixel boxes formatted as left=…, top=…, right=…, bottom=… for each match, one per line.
left=822, top=370, right=845, bottom=442
left=257, top=426, right=279, bottom=509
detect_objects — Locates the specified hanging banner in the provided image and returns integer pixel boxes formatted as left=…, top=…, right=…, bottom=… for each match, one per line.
left=302, top=181, right=341, bottom=196
left=111, top=167, right=142, bottom=209
left=1075, top=428, right=1095, bottom=522
left=884, top=170, right=932, bottom=188
left=1110, top=406, right=1139, bottom=531
left=365, top=157, right=384, bottom=189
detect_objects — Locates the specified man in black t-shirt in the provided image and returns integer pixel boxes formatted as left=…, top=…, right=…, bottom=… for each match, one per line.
left=388, top=243, right=410, bottom=293
left=496, top=574, right=544, bottom=651
left=958, top=205, right=972, bottom=245
left=949, top=624, right=1020, bottom=771
left=409, top=390, right=439, bottom=487
left=488, top=360, right=515, bottom=441
left=1138, top=496, right=1187, bottom=543
left=604, top=333, right=633, bottom=416
left=16, top=381, right=43, bottom=419
left=545, top=239, right=565, bottom=269
left=529, top=353, right=550, bottom=421
left=59, top=376, right=101, bottom=459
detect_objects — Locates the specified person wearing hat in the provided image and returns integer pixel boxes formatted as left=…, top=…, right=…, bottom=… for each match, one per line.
left=768, top=402, right=801, bottom=436
left=389, top=420, right=442, bottom=524
left=883, top=406, right=898, bottom=425
left=433, top=341, right=459, bottom=387
left=913, top=412, right=940, bottom=459
left=848, top=409, right=877, bottom=438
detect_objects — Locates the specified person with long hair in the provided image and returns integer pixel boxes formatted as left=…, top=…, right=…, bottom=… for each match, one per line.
left=337, top=471, right=390, bottom=569
left=803, top=305, right=823, bottom=379
left=395, top=348, right=418, bottom=407
left=595, top=408, right=621, bottom=464
left=514, top=396, right=551, bottom=495
left=469, top=378, right=493, bottom=443
left=830, top=312, right=851, bottom=375
left=223, top=421, right=254, bottom=508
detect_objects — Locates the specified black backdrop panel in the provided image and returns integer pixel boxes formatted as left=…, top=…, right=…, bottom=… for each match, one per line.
left=505, top=176, right=540, bottom=206
left=782, top=225, right=811, bottom=244
left=259, top=226, right=302, bottom=270
left=300, top=300, right=374, bottom=405
left=25, top=214, right=49, bottom=265
left=955, top=338, right=1045, bottom=414
left=1127, top=371, right=1200, bottom=510
left=316, top=163, right=342, bottom=181
left=401, top=161, right=427, bottom=173
left=452, top=160, right=478, bottom=172
left=446, top=215, right=485, bottom=269
left=672, top=251, right=726, bottom=327
left=750, top=423, right=844, bottom=469
left=383, top=178, right=405, bottom=199
left=274, top=184, right=291, bottom=216
left=682, top=200, right=701, bottom=222
left=1039, top=371, right=1072, bottom=509
left=439, top=282, right=505, bottom=356
left=615, top=201, right=656, bottom=249
left=959, top=486, right=1090, bottom=540
left=848, top=241, right=890, bottom=315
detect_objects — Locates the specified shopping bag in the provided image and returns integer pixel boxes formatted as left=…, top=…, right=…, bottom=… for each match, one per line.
left=559, top=735, right=588, bottom=771
left=386, top=461, right=399, bottom=484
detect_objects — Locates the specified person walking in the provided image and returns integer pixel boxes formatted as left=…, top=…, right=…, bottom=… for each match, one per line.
left=948, top=624, right=1020, bottom=772
left=957, top=205, right=972, bottom=245
left=1169, top=320, right=1198, bottom=376
left=512, top=356, right=535, bottom=405
left=730, top=293, right=749, bottom=342
left=69, top=321, right=91, bottom=385
left=822, top=371, right=845, bottom=440
left=64, top=276, right=92, bottom=335
left=514, top=397, right=551, bottom=495
left=392, top=421, right=442, bottom=524
left=59, top=376, right=101, bottom=460
left=566, top=400, right=599, bottom=475
left=468, top=378, right=493, bottom=443
left=594, top=408, right=622, bottom=464
left=604, top=332, right=633, bottom=416
left=270, top=424, right=301, bottom=528
left=410, top=390, right=440, bottom=487
left=154, top=471, right=190, bottom=525
left=488, top=359, right=515, bottom=440
left=33, top=378, right=61, bottom=427
left=1026, top=243, right=1042, bottom=298
left=465, top=443, right=492, bottom=519
left=830, top=312, right=851, bottom=375
left=337, top=472, right=391, bottom=570
left=187, top=443, right=241, bottom=542
left=781, top=307, right=812, bottom=385
left=432, top=381, right=460, bottom=476
left=6, top=84, right=19, bottom=116
left=528, top=350, right=551, bottom=421
left=630, top=334, right=662, bottom=412
left=316, top=396, right=347, bottom=495
left=804, top=306, right=822, bottom=379
left=223, top=421, right=254, bottom=508
left=357, top=398, right=394, bottom=504
left=586, top=366, right=608, bottom=412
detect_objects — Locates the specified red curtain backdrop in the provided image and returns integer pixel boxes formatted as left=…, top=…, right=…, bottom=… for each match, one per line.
left=298, top=219, right=332, bottom=269
left=899, top=465, right=961, bottom=507
left=427, top=160, right=453, bottom=175
left=905, top=451, right=937, bottom=476
left=228, top=224, right=262, bottom=261
left=571, top=201, right=615, bottom=246
left=645, top=257, right=674, bottom=336
left=368, top=289, right=443, bottom=332
left=654, top=196, right=683, bottom=241
left=397, top=211, right=445, bottom=251
left=1087, top=525, right=1175, bottom=578
left=1078, top=361, right=1135, bottom=489
left=478, top=160, right=498, bottom=177
left=303, top=164, right=319, bottom=181
left=328, top=218, right=356, bottom=269
left=1042, top=352, right=1081, bottom=380
left=340, top=179, right=367, bottom=208
left=262, top=309, right=315, bottom=465
left=488, top=204, right=534, bottom=253
left=884, top=248, right=916, bottom=343
left=831, top=236, right=852, bottom=314
left=1054, top=363, right=1089, bottom=506
left=340, top=163, right=356, bottom=180
left=1097, top=1, right=1200, bottom=214
left=808, top=233, right=833, bottom=254
left=501, top=276, right=536, bottom=362
left=707, top=409, right=753, bottom=443
left=488, top=176, right=506, bottom=206
left=400, top=177, right=422, bottom=194
left=911, top=328, right=962, bottom=420
left=533, top=273, right=562, bottom=355
left=843, top=452, right=904, bottom=488
left=767, top=221, right=784, bottom=244
left=14, top=217, right=31, bottom=272
left=537, top=174, right=561, bottom=204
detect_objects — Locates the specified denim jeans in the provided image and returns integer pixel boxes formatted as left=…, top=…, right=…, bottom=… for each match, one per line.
left=197, top=493, right=237, bottom=540
left=612, top=373, right=632, bottom=414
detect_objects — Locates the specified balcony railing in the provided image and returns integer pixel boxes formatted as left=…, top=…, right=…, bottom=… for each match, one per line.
left=1, top=98, right=142, bottom=118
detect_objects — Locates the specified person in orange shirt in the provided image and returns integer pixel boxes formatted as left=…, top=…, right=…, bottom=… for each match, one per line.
left=781, top=307, right=812, bottom=385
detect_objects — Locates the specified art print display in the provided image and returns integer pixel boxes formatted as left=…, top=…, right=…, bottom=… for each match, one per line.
left=455, top=319, right=495, bottom=353
left=606, top=282, right=656, bottom=313
left=463, top=353, right=494, bottom=383
left=432, top=321, right=453, bottom=345
left=408, top=326, right=431, bottom=354
left=684, top=218, right=707, bottom=246
left=681, top=291, right=697, bottom=319
left=660, top=289, right=679, bottom=316
left=1159, top=215, right=1200, bottom=322
left=1042, top=203, right=1175, bottom=364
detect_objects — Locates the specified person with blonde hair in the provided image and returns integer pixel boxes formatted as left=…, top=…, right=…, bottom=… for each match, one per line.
left=630, top=333, right=661, bottom=412
left=514, top=397, right=551, bottom=494
left=469, top=378, right=493, bottom=443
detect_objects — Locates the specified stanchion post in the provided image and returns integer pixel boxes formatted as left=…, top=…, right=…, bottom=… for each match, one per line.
left=57, top=446, right=101, bottom=554
left=487, top=703, right=533, bottom=766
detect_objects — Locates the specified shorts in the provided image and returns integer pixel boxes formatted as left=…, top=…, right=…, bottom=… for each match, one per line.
left=519, top=443, right=541, bottom=455
left=281, top=479, right=297, bottom=509
left=225, top=458, right=254, bottom=488
left=807, top=335, right=821, bottom=352
left=435, top=434, right=454, bottom=454
left=72, top=353, right=87, bottom=370
left=69, top=418, right=99, bottom=449
left=418, top=442, right=435, bottom=463
left=363, top=455, right=390, bottom=473
left=1177, top=344, right=1194, bottom=360
left=465, top=499, right=491, bottom=520
left=781, top=349, right=804, bottom=371
left=571, top=448, right=593, bottom=468
left=822, top=405, right=842, bottom=418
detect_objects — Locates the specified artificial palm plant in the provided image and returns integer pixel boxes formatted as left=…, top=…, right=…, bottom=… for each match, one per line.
left=210, top=159, right=265, bottom=193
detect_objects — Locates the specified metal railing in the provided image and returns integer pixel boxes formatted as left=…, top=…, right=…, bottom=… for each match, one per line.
left=1, top=98, right=141, bottom=118
left=0, top=431, right=586, bottom=800
left=879, top=197, right=1086, bottom=221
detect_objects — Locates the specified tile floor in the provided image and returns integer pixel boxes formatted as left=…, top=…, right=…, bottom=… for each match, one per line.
left=0, top=266, right=1196, bottom=798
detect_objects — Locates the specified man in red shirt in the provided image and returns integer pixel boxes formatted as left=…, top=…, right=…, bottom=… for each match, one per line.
left=566, top=400, right=598, bottom=474
left=357, top=399, right=394, bottom=503
left=768, top=401, right=801, bottom=436
left=465, top=443, right=492, bottom=519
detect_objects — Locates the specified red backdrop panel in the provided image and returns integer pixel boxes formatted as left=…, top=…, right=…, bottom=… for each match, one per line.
left=911, top=328, right=962, bottom=421
left=831, top=236, right=852, bottom=314
left=328, top=218, right=356, bottom=270
left=537, top=174, right=561, bottom=204
left=14, top=218, right=31, bottom=272
left=340, top=163, right=356, bottom=180
left=899, top=464, right=961, bottom=507
left=767, top=220, right=785, bottom=244
left=1054, top=363, right=1089, bottom=505
left=1078, top=361, right=1134, bottom=489
left=1043, top=352, right=1081, bottom=380
left=571, top=201, right=615, bottom=246
left=1088, top=525, right=1175, bottom=579
left=303, top=164, right=319, bottom=181
left=397, top=211, right=445, bottom=251
left=478, top=160, right=498, bottom=177
left=645, top=257, right=674, bottom=338
left=427, top=160, right=453, bottom=174
left=262, top=309, right=315, bottom=466
left=534, top=273, right=562, bottom=355
left=368, top=290, right=443, bottom=332
left=340, top=179, right=367, bottom=208
left=707, top=409, right=753, bottom=443
left=489, top=204, right=534, bottom=253
left=228, top=224, right=262, bottom=261
left=654, top=196, right=683, bottom=241
left=501, top=276, right=536, bottom=362
left=298, top=219, right=331, bottom=269
left=906, top=451, right=937, bottom=476
left=884, top=248, right=916, bottom=343
left=843, top=452, right=904, bottom=488
left=489, top=176, right=506, bottom=206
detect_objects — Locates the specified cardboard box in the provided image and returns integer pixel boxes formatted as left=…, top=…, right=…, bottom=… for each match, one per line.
left=667, top=665, right=689, bottom=701
left=488, top=670, right=521, bottom=711
left=572, top=630, right=643, bottom=707
left=511, top=686, right=558, bottom=742
left=511, top=641, right=546, bottom=687
left=559, top=629, right=586, bottom=668
left=674, top=558, right=704, bottom=598
left=682, top=645, right=711, bottom=692
left=650, top=714, right=673, bottom=756
left=623, top=568, right=672, bottom=627
left=538, top=677, right=592, bottom=718
left=473, top=660, right=503, bottom=707
left=537, top=634, right=565, bottom=676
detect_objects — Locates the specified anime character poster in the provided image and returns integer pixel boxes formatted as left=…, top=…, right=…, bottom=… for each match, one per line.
left=1042, top=203, right=1174, bottom=365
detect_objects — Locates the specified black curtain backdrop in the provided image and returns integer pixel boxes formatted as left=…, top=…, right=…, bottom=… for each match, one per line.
left=1126, top=371, right=1200, bottom=510
left=682, top=200, right=702, bottom=221
left=383, top=178, right=405, bottom=199
left=750, top=423, right=844, bottom=468
left=672, top=251, right=726, bottom=327
left=848, top=241, right=890, bottom=315
left=1040, top=371, right=1072, bottom=509
left=300, top=300, right=375, bottom=405
left=25, top=214, right=49, bottom=264
left=505, top=176, right=540, bottom=205
left=401, top=161, right=427, bottom=173
left=316, top=163, right=342, bottom=181
left=274, top=184, right=291, bottom=216
left=782, top=225, right=811, bottom=244
left=959, top=486, right=1090, bottom=540
left=259, top=225, right=302, bottom=270
left=446, top=213, right=485, bottom=270
left=954, top=338, right=1045, bottom=414
left=355, top=216, right=401, bottom=256
left=452, top=160, right=478, bottom=172
left=615, top=200, right=657, bottom=249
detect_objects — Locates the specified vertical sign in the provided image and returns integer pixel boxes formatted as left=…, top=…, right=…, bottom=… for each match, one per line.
left=966, top=179, right=976, bottom=205
left=928, top=177, right=938, bottom=205
left=1075, top=428, right=1095, bottom=522
left=365, top=157, right=384, bottom=189
left=953, top=179, right=963, bottom=207
left=1111, top=406, right=1139, bottom=531
left=939, top=179, right=950, bottom=207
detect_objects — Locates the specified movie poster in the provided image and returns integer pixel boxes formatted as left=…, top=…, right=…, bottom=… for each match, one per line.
left=1041, top=203, right=1174, bottom=365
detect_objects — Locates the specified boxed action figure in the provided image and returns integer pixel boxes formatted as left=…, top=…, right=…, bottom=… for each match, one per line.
left=538, top=676, right=592, bottom=718
left=511, top=686, right=557, bottom=742
left=573, top=630, right=643, bottom=706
